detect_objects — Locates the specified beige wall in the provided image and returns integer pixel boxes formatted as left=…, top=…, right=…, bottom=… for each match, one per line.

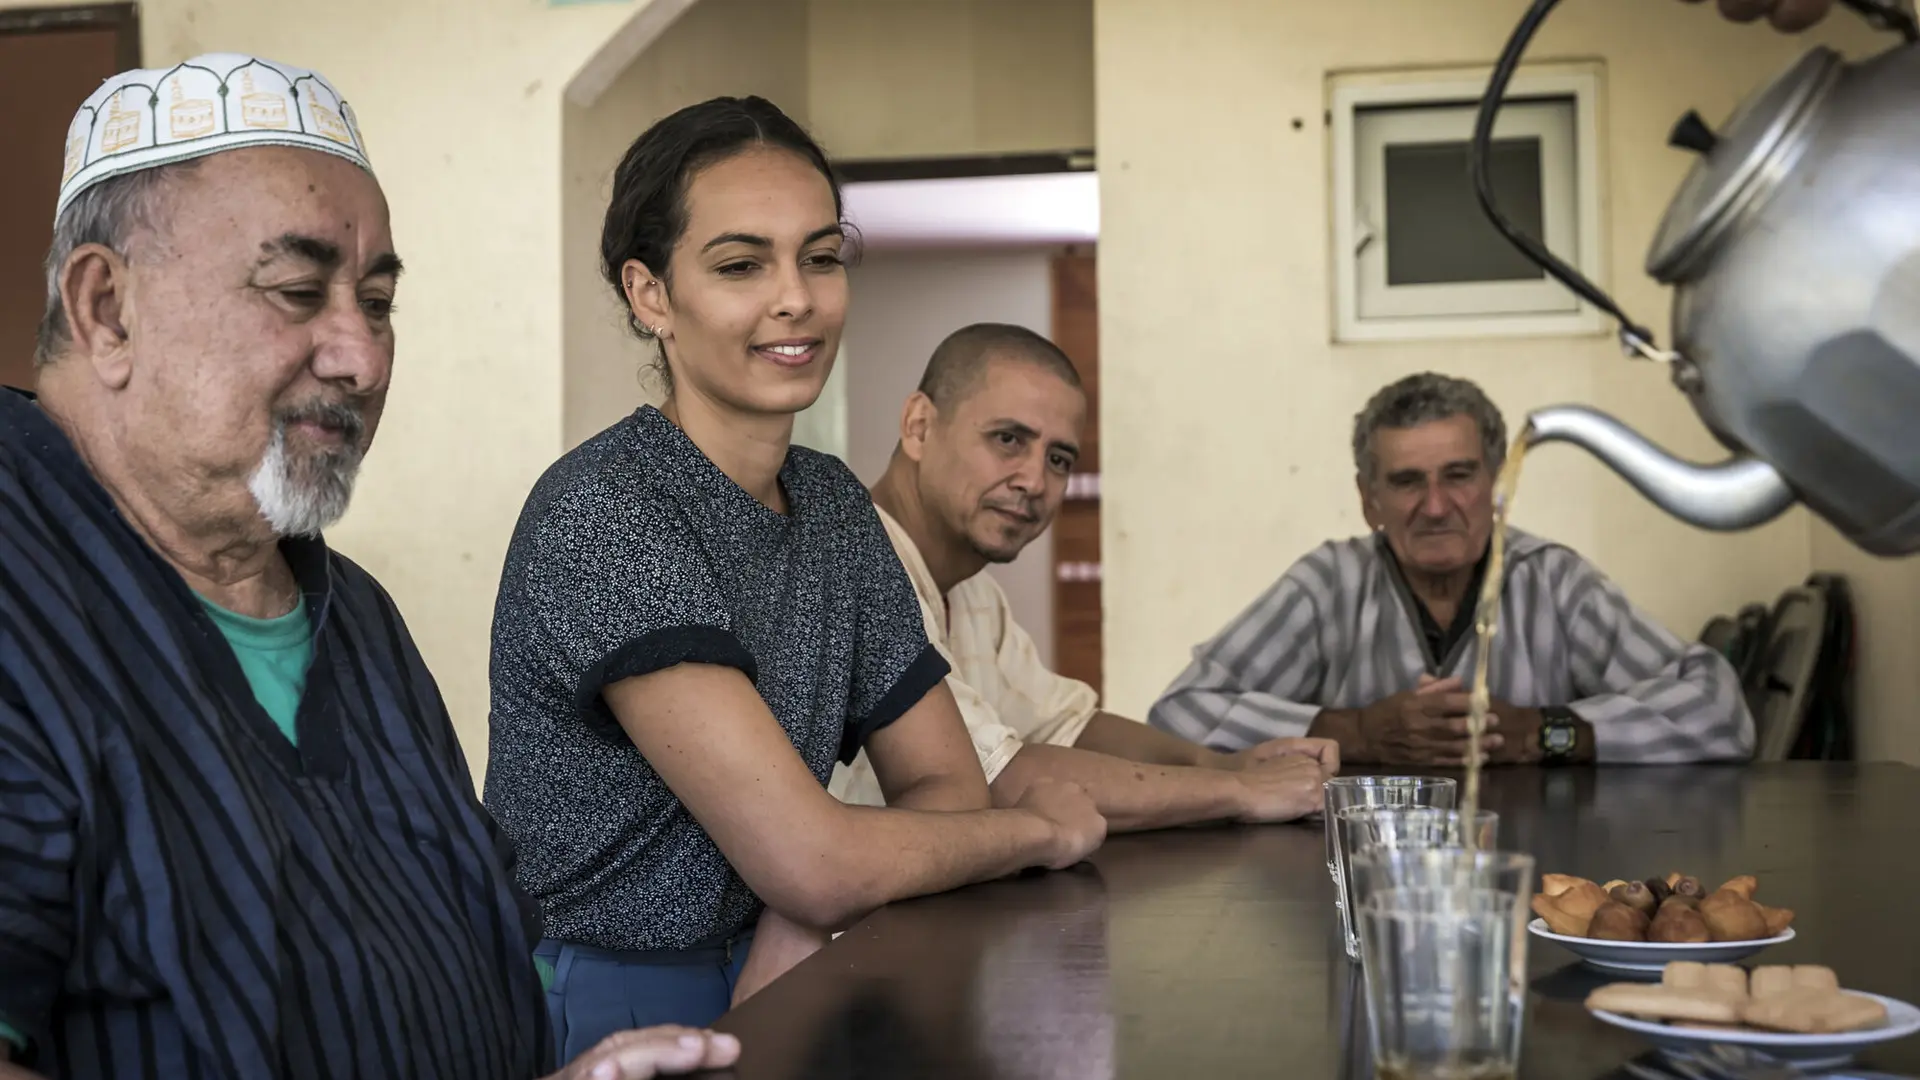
left=1092, top=0, right=1910, bottom=756
left=562, top=0, right=810, bottom=448
left=6, top=0, right=650, bottom=783
left=806, top=0, right=1093, bottom=160
left=841, top=249, right=1058, bottom=666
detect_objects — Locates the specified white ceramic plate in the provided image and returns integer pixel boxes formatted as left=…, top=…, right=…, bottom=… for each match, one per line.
left=1589, top=990, right=1920, bottom=1070
left=1528, top=918, right=1794, bottom=973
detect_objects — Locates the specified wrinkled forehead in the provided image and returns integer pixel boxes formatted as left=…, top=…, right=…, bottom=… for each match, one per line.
left=1373, top=414, right=1488, bottom=475
left=154, top=146, right=394, bottom=265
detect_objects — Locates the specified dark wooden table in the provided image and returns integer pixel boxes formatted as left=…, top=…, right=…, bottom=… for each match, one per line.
left=714, top=763, right=1920, bottom=1078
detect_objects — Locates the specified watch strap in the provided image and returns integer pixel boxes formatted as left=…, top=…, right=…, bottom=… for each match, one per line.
left=1539, top=707, right=1578, bottom=763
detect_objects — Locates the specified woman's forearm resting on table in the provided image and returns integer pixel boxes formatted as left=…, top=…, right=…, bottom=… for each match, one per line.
left=775, top=803, right=1062, bottom=927
left=606, top=664, right=1069, bottom=932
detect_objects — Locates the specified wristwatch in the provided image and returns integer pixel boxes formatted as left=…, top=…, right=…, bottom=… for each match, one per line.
left=1539, top=707, right=1580, bottom=764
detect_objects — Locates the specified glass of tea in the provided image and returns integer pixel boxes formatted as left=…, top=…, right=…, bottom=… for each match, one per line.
left=1352, top=850, right=1536, bottom=1080
left=1323, top=777, right=1458, bottom=940
left=1335, top=808, right=1500, bottom=960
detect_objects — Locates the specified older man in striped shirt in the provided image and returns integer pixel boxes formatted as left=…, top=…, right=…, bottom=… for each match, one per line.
left=1149, top=373, right=1755, bottom=767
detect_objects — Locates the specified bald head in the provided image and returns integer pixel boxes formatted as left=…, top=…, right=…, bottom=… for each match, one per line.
left=916, top=323, right=1082, bottom=408
left=881, top=322, right=1086, bottom=577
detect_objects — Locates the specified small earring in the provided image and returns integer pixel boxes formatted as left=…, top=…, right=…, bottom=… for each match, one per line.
left=651, top=325, right=668, bottom=337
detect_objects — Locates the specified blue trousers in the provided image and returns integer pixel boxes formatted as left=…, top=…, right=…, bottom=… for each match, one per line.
left=536, top=932, right=754, bottom=1068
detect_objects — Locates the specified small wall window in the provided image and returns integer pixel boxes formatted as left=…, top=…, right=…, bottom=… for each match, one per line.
left=1330, top=66, right=1605, bottom=342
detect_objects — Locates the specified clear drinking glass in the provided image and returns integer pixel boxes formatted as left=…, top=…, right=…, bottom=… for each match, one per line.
left=1322, top=777, right=1457, bottom=940
left=1335, top=808, right=1500, bottom=960
left=1352, top=851, right=1536, bottom=1080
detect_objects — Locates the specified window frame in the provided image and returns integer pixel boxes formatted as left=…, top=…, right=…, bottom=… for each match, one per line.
left=1329, top=64, right=1607, bottom=343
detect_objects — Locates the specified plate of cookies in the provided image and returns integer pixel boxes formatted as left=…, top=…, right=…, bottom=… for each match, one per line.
left=1586, top=961, right=1920, bottom=1068
left=1529, top=871, right=1794, bottom=973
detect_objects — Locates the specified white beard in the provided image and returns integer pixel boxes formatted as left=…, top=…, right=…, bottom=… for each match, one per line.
left=246, top=421, right=362, bottom=538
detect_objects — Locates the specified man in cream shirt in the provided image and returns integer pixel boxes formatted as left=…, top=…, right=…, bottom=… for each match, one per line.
left=830, top=324, right=1336, bottom=831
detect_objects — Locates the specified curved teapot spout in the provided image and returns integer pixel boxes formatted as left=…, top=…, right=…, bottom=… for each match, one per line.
left=1523, top=405, right=1797, bottom=532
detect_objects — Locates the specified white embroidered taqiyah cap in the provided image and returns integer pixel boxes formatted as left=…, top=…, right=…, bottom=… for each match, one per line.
left=56, top=53, right=372, bottom=221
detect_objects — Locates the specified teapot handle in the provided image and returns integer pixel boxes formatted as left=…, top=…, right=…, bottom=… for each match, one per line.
left=1471, top=0, right=1916, bottom=362
left=1472, top=0, right=1669, bottom=362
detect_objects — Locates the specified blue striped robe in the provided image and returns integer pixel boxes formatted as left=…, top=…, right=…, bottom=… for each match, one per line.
left=0, top=389, right=551, bottom=1078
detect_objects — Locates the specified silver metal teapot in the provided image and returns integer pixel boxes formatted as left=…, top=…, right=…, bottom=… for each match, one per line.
left=1475, top=0, right=1920, bottom=555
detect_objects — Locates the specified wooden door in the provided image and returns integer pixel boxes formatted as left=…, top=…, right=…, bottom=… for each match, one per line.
left=1050, top=251, right=1101, bottom=699
left=0, top=5, right=140, bottom=389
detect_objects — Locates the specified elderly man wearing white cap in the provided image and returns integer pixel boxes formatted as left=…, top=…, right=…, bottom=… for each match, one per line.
left=0, top=55, right=737, bottom=1080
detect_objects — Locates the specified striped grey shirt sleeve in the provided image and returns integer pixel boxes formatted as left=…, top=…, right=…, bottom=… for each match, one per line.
left=1147, top=554, right=1332, bottom=751
left=1550, top=552, right=1756, bottom=764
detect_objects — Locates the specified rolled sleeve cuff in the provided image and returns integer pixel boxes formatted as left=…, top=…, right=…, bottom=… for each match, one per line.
left=575, top=626, right=758, bottom=740
left=840, top=643, right=951, bottom=765
left=976, top=728, right=1026, bottom=784
left=1029, top=704, right=1099, bottom=751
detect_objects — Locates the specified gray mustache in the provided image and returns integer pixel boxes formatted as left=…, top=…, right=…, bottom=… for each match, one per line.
left=276, top=400, right=366, bottom=444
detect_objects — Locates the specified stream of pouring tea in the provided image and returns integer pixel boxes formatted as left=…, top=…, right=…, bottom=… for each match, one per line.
left=1405, top=434, right=1530, bottom=1080
left=1459, top=430, right=1530, bottom=844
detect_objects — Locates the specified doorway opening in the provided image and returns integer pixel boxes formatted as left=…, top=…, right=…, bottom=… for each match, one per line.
left=828, top=154, right=1103, bottom=696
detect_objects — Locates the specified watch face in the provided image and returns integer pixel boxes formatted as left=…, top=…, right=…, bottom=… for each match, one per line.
left=1544, top=723, right=1575, bottom=753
